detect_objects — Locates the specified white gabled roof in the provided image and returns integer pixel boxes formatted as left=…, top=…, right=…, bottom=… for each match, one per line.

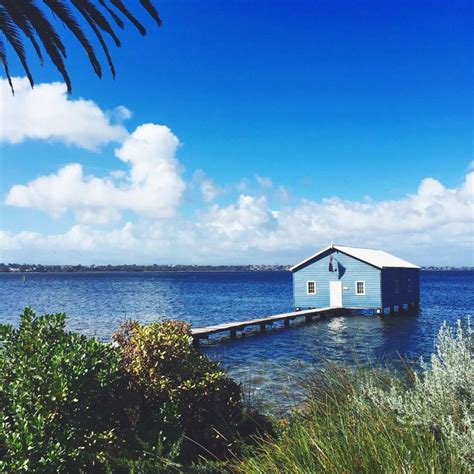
left=290, top=245, right=420, bottom=272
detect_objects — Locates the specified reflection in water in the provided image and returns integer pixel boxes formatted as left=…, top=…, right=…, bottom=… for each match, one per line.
left=0, top=270, right=472, bottom=408
left=328, top=317, right=345, bottom=331
left=326, top=316, right=347, bottom=346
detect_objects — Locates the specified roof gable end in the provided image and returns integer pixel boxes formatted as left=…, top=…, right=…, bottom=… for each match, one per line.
left=290, top=245, right=419, bottom=272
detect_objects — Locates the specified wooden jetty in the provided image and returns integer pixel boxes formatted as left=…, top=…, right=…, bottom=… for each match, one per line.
left=191, top=307, right=342, bottom=346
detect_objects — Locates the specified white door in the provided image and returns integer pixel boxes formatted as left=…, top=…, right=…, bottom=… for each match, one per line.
left=329, top=281, right=343, bottom=307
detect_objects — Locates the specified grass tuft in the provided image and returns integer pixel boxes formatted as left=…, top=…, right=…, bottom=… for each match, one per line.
left=235, top=318, right=473, bottom=473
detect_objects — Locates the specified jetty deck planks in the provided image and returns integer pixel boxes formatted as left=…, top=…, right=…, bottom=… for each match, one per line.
left=191, top=307, right=341, bottom=344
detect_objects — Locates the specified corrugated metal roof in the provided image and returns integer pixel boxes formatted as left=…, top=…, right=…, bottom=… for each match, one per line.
left=290, top=245, right=420, bottom=272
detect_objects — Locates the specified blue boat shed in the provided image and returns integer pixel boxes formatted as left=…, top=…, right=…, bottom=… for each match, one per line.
left=291, top=245, right=420, bottom=314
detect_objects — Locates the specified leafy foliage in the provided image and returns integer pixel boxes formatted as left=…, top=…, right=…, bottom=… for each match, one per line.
left=363, top=318, right=474, bottom=466
left=0, top=307, right=122, bottom=471
left=5, top=308, right=467, bottom=472
left=0, top=309, right=254, bottom=471
left=0, top=0, right=161, bottom=94
left=236, top=319, right=473, bottom=473
left=112, top=319, right=244, bottom=462
left=236, top=366, right=468, bottom=473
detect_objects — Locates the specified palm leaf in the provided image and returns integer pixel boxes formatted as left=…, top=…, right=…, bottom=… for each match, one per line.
left=0, top=0, right=161, bottom=94
left=78, top=6, right=116, bottom=78
left=71, top=0, right=121, bottom=46
left=97, top=0, right=124, bottom=29
left=139, top=0, right=161, bottom=27
left=15, top=0, right=66, bottom=56
left=0, top=37, right=14, bottom=93
left=108, top=0, right=146, bottom=35
left=13, top=0, right=72, bottom=92
left=43, top=0, right=102, bottom=78
left=1, top=0, right=44, bottom=66
left=0, top=5, right=34, bottom=87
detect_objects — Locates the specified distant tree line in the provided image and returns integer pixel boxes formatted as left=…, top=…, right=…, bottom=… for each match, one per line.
left=0, top=263, right=292, bottom=273
left=1, top=263, right=471, bottom=273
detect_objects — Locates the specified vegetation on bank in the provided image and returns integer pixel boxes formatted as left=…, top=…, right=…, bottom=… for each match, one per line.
left=0, top=309, right=472, bottom=472
left=0, top=309, right=267, bottom=472
left=3, top=263, right=473, bottom=273
left=236, top=320, right=473, bottom=472
left=0, top=263, right=291, bottom=273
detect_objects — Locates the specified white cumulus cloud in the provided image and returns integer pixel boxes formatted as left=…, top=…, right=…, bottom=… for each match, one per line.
left=1, top=77, right=472, bottom=266
left=6, top=124, right=185, bottom=222
left=2, top=172, right=473, bottom=266
left=0, top=77, right=128, bottom=150
left=203, top=195, right=277, bottom=237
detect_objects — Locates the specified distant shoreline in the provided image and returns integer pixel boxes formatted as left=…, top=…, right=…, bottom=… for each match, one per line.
left=0, top=264, right=291, bottom=273
left=1, top=264, right=473, bottom=273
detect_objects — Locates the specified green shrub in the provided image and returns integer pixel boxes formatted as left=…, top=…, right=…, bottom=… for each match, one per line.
left=363, top=318, right=474, bottom=466
left=112, top=320, right=244, bottom=462
left=0, top=307, right=122, bottom=472
left=236, top=319, right=473, bottom=473
left=236, top=366, right=467, bottom=473
left=0, top=310, right=268, bottom=471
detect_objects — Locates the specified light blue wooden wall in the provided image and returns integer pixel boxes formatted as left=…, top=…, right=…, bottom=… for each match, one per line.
left=292, top=249, right=381, bottom=309
left=381, top=268, right=420, bottom=307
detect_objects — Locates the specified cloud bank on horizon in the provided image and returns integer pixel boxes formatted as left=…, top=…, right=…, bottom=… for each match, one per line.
left=1, top=77, right=473, bottom=266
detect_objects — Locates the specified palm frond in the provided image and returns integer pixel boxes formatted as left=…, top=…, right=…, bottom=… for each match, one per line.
left=1, top=0, right=44, bottom=66
left=13, top=0, right=71, bottom=92
left=97, top=0, right=124, bottom=29
left=108, top=0, right=146, bottom=35
left=71, top=0, right=121, bottom=46
left=139, top=0, right=161, bottom=27
left=43, top=0, right=102, bottom=78
left=0, top=5, right=34, bottom=87
left=0, top=37, right=14, bottom=93
left=0, top=0, right=161, bottom=94
left=15, top=0, right=66, bottom=56
left=78, top=6, right=116, bottom=78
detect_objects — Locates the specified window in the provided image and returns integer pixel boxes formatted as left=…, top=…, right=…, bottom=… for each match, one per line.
left=395, top=280, right=400, bottom=294
left=355, top=281, right=365, bottom=295
left=408, top=279, right=412, bottom=293
left=307, top=281, right=316, bottom=295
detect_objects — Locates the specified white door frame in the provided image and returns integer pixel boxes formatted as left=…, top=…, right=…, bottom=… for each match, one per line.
left=329, top=280, right=343, bottom=308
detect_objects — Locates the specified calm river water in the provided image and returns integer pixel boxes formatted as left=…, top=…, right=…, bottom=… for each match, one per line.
left=1, top=270, right=472, bottom=409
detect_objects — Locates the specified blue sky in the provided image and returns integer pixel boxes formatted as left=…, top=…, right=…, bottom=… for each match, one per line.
left=0, top=0, right=472, bottom=265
